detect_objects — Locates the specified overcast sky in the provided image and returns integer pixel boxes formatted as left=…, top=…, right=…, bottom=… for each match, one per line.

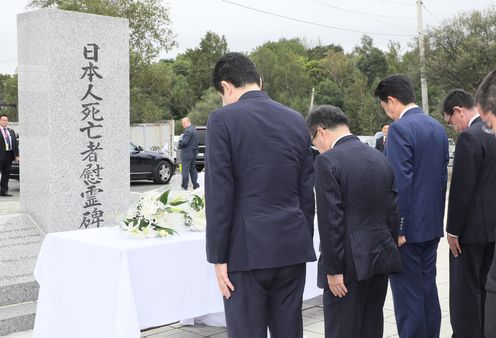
left=1, top=0, right=494, bottom=74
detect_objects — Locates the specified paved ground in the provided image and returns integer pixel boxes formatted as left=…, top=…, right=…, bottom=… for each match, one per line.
left=1, top=172, right=454, bottom=337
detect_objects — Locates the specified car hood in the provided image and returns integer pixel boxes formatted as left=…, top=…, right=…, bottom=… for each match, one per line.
left=140, top=149, right=174, bottom=162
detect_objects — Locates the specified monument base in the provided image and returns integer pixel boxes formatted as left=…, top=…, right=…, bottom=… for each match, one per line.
left=0, top=214, right=43, bottom=336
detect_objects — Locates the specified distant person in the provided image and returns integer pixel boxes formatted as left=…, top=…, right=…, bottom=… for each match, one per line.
left=307, top=105, right=402, bottom=338
left=442, top=89, right=496, bottom=338
left=375, top=123, right=389, bottom=153
left=475, top=69, right=496, bottom=337
left=178, top=117, right=199, bottom=190
left=0, top=114, right=19, bottom=197
left=205, top=52, right=316, bottom=338
left=374, top=74, right=449, bottom=338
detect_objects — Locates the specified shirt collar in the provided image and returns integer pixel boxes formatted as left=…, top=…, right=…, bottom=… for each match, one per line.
left=469, top=114, right=480, bottom=127
left=399, top=104, right=419, bottom=119
left=331, top=133, right=353, bottom=149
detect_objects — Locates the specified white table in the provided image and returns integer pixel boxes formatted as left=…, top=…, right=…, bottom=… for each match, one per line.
left=33, top=226, right=321, bottom=338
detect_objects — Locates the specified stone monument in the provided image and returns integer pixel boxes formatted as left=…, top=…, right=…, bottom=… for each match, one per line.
left=0, top=9, right=130, bottom=335
left=17, top=9, right=130, bottom=232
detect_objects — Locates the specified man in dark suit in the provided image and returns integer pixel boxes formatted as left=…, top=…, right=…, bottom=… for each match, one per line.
left=0, top=114, right=19, bottom=197
left=307, top=105, right=402, bottom=338
left=205, top=53, right=316, bottom=338
left=374, top=74, right=449, bottom=338
left=442, top=89, right=496, bottom=338
left=475, top=69, right=496, bottom=337
left=375, top=123, right=389, bottom=153
left=178, top=117, right=199, bottom=190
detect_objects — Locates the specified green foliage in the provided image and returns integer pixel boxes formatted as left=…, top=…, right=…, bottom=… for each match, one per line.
left=426, top=7, right=496, bottom=94
left=0, top=74, right=18, bottom=120
left=187, top=88, right=222, bottom=127
left=130, top=62, right=174, bottom=123
left=183, top=32, right=228, bottom=99
left=28, top=0, right=175, bottom=64
left=251, top=38, right=312, bottom=114
left=354, top=35, right=388, bottom=87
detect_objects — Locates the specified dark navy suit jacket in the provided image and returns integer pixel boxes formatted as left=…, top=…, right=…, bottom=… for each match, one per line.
left=385, top=107, right=449, bottom=243
left=178, top=125, right=199, bottom=161
left=0, top=127, right=18, bottom=162
left=205, top=91, right=316, bottom=272
left=315, top=135, right=402, bottom=287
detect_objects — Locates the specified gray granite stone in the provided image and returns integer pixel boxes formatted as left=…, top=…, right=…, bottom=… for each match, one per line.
left=0, top=214, right=42, bottom=291
left=17, top=9, right=130, bottom=233
left=0, top=301, right=36, bottom=336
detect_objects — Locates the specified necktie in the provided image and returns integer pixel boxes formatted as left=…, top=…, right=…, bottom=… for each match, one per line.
left=4, top=128, right=11, bottom=151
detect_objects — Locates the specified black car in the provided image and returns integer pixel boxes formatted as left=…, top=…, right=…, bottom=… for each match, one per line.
left=195, top=126, right=206, bottom=172
left=10, top=142, right=176, bottom=184
left=129, top=142, right=175, bottom=184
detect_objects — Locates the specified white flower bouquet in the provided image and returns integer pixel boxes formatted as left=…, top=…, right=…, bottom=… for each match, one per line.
left=121, top=189, right=206, bottom=238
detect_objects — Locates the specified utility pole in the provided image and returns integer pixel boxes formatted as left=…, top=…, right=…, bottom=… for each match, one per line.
left=417, top=0, right=429, bottom=115
left=309, top=87, right=315, bottom=113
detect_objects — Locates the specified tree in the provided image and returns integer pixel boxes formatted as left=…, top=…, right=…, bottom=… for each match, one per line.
left=251, top=38, right=312, bottom=114
left=28, top=0, right=175, bottom=65
left=186, top=88, right=222, bottom=129
left=183, top=32, right=228, bottom=99
left=425, top=7, right=496, bottom=93
left=0, top=74, right=18, bottom=120
left=130, top=61, right=175, bottom=123
left=354, top=35, right=388, bottom=87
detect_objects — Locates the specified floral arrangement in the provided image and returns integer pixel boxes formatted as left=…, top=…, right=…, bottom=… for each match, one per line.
left=121, top=189, right=206, bottom=238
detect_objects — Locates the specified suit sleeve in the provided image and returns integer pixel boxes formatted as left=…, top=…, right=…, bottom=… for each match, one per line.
left=387, top=173, right=400, bottom=239
left=446, top=132, right=481, bottom=236
left=315, top=155, right=344, bottom=275
left=13, top=130, right=19, bottom=158
left=299, top=142, right=315, bottom=237
left=385, top=124, right=413, bottom=236
left=178, top=129, right=192, bottom=149
left=205, top=111, right=234, bottom=264
left=375, top=137, right=381, bottom=150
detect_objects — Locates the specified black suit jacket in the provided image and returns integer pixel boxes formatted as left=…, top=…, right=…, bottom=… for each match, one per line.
left=447, top=117, right=496, bottom=243
left=314, top=135, right=402, bottom=287
left=0, top=127, right=19, bottom=162
left=375, top=136, right=385, bottom=153
left=205, top=91, right=316, bottom=272
left=178, top=125, right=199, bottom=160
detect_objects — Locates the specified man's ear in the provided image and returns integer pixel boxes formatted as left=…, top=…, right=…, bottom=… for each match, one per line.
left=220, top=81, right=232, bottom=95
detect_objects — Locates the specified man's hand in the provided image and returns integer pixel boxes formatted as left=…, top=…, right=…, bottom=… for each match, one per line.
left=15, top=156, right=19, bottom=162
left=398, top=235, right=406, bottom=247
left=327, top=274, right=348, bottom=298
left=215, top=263, right=235, bottom=299
left=447, top=235, right=462, bottom=257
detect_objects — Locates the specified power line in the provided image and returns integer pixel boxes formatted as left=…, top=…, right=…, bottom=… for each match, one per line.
left=220, top=0, right=416, bottom=37
left=378, top=0, right=415, bottom=6
left=304, top=0, right=416, bottom=33
left=422, top=4, right=441, bottom=22
left=305, top=0, right=416, bottom=20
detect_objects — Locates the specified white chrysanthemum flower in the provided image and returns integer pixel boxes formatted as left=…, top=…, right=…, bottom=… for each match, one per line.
left=141, top=201, right=160, bottom=220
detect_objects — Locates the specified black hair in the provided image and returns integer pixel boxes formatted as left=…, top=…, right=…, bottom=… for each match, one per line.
left=442, top=89, right=475, bottom=116
left=381, top=123, right=390, bottom=128
left=212, top=52, right=260, bottom=94
left=0, top=114, right=8, bottom=119
left=475, top=69, right=496, bottom=116
left=373, top=74, right=416, bottom=105
left=306, top=105, right=349, bottom=136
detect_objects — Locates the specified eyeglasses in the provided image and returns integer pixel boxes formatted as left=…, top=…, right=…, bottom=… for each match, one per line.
left=311, top=127, right=326, bottom=145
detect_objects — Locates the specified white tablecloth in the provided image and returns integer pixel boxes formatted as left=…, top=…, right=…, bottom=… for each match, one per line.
left=33, top=226, right=321, bottom=338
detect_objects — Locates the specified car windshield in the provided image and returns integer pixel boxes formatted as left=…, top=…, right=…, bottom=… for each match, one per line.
left=129, top=142, right=138, bottom=152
